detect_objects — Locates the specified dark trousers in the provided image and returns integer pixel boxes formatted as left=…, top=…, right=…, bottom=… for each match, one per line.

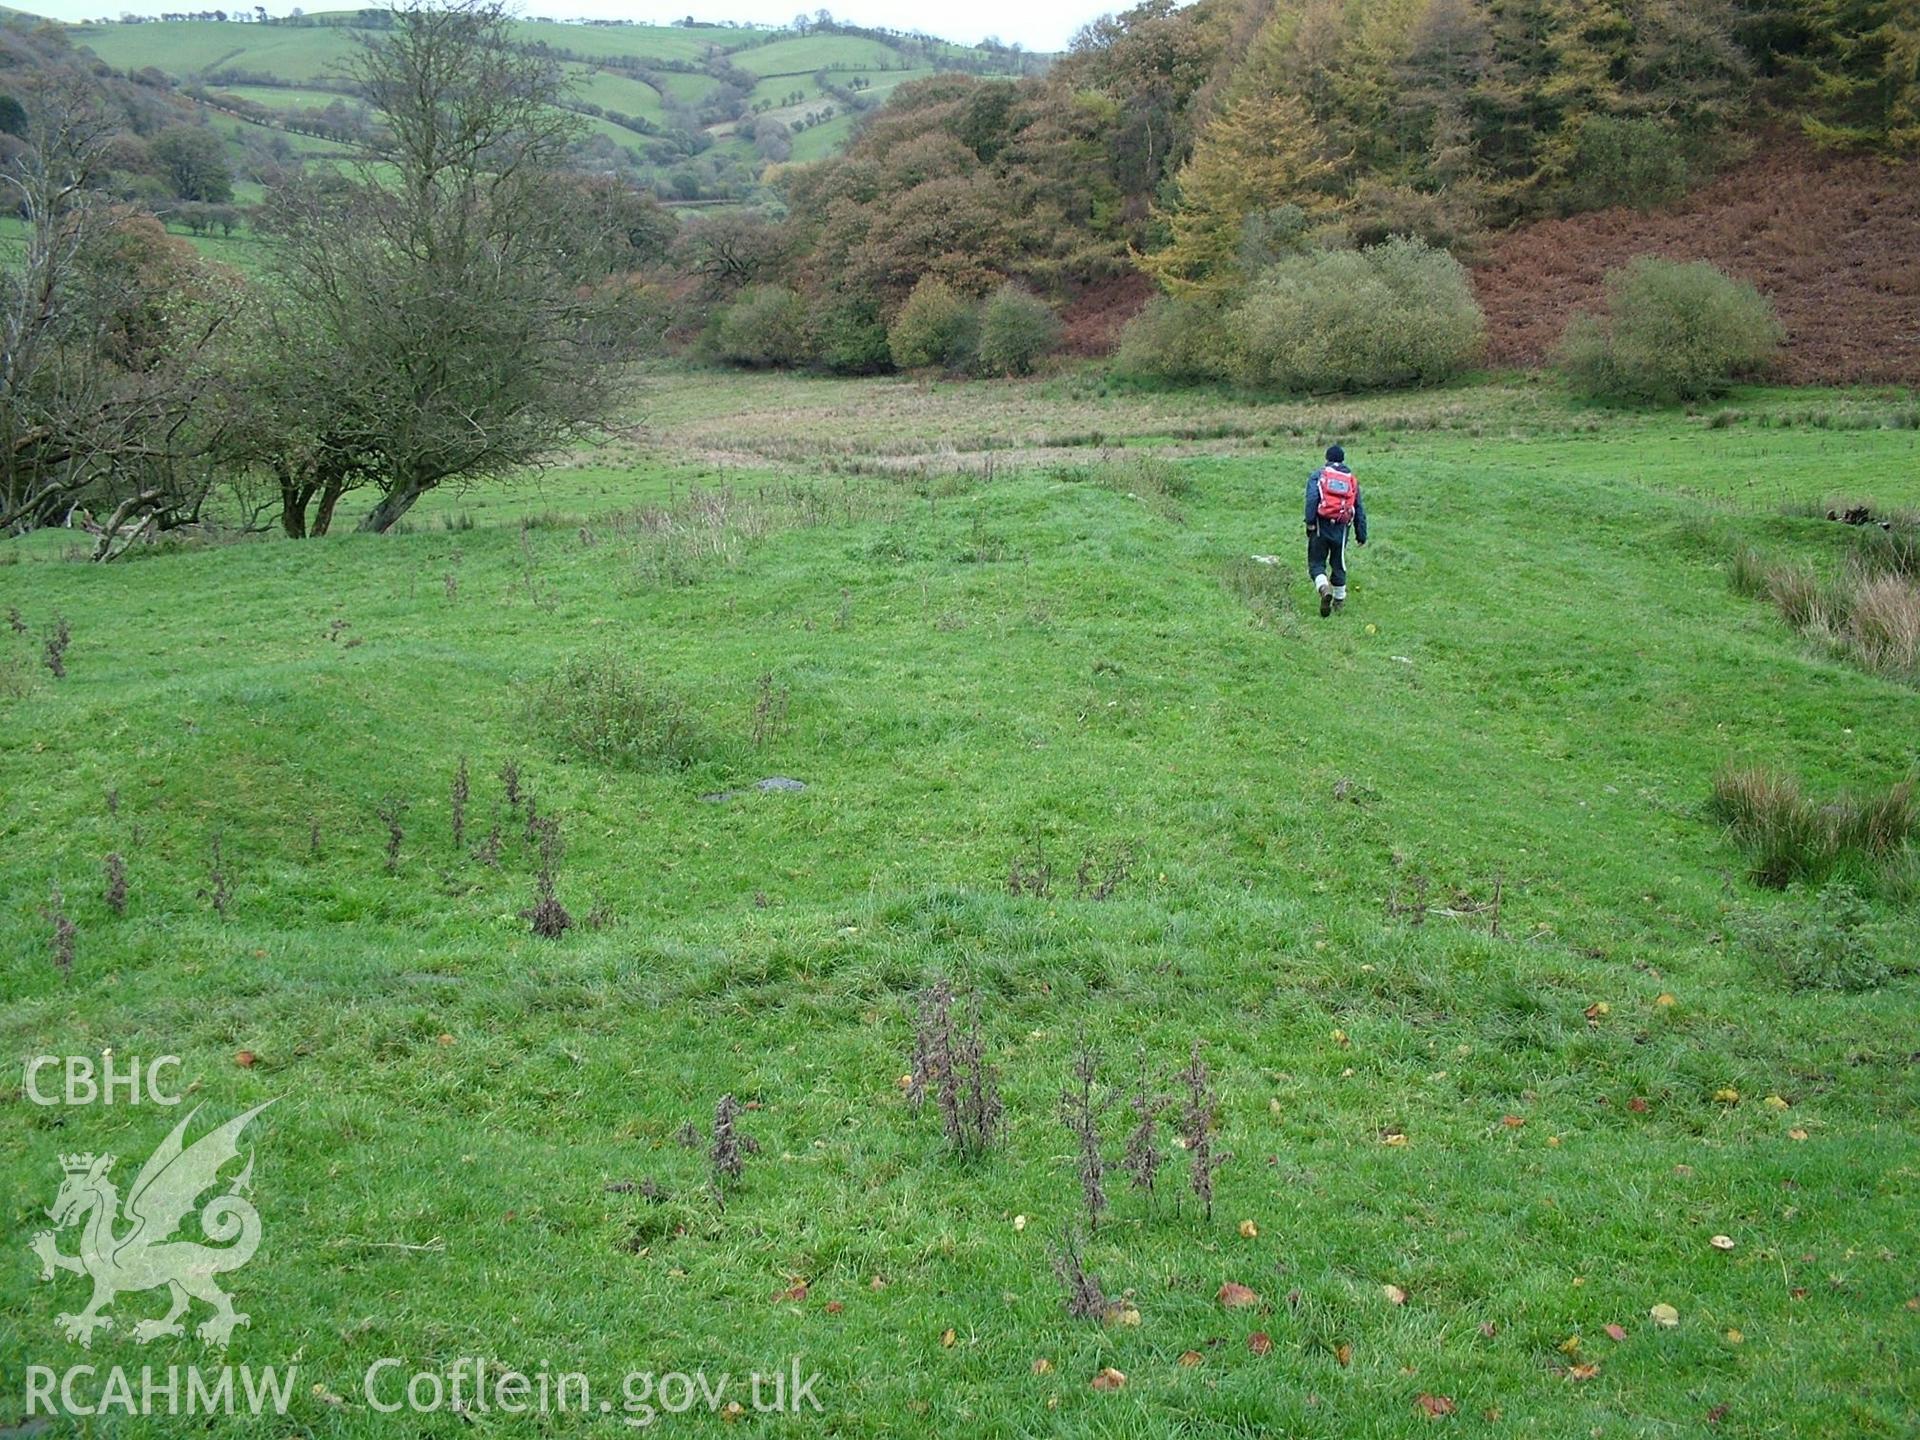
left=1307, top=531, right=1346, bottom=588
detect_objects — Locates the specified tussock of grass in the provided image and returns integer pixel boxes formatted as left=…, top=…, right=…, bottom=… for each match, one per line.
left=523, top=650, right=715, bottom=770
left=1734, top=513, right=1920, bottom=680
left=1051, top=452, right=1195, bottom=523
left=1218, top=556, right=1298, bottom=633
left=1709, top=765, right=1916, bottom=890
left=608, top=480, right=896, bottom=585
left=1847, top=571, right=1920, bottom=673
left=1727, top=544, right=1771, bottom=597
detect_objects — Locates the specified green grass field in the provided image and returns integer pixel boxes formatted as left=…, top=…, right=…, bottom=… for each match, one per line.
left=71, top=18, right=363, bottom=81
left=565, top=65, right=669, bottom=125
left=65, top=15, right=771, bottom=80
left=203, top=105, right=359, bottom=160
left=654, top=67, right=721, bottom=105
left=788, top=111, right=860, bottom=163
left=209, top=83, right=364, bottom=112
left=2, top=367, right=1917, bottom=1436
left=727, top=34, right=905, bottom=78
left=509, top=18, right=775, bottom=65
left=0, top=213, right=278, bottom=276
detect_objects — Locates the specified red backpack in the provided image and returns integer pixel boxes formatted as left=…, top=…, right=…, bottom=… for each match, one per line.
left=1316, top=466, right=1358, bottom=524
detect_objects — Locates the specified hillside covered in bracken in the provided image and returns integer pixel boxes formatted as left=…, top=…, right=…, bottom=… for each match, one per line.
left=1474, top=140, right=1920, bottom=386
left=668, top=0, right=1920, bottom=385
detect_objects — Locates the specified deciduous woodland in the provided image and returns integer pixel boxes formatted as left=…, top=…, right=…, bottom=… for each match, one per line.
left=0, top=0, right=1915, bottom=553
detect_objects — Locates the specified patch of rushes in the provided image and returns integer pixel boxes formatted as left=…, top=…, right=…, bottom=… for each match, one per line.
left=605, top=478, right=897, bottom=586
left=1218, top=555, right=1299, bottom=634
left=1709, top=764, right=1917, bottom=894
left=1729, top=512, right=1920, bottom=681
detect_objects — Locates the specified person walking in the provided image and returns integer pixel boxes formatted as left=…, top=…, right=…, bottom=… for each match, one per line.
left=1306, top=444, right=1367, bottom=617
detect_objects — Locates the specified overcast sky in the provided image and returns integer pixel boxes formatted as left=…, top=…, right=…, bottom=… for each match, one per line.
left=16, top=0, right=1104, bottom=52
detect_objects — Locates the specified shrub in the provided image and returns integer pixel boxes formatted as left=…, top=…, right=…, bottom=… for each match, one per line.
left=1228, top=237, right=1484, bottom=393
left=524, top=651, right=713, bottom=769
left=1556, top=257, right=1782, bottom=403
left=1345, top=181, right=1485, bottom=253
left=975, top=283, right=1061, bottom=377
left=1220, top=555, right=1296, bottom=631
left=887, top=276, right=979, bottom=372
left=1735, top=884, right=1890, bottom=992
left=812, top=294, right=893, bottom=374
left=711, top=285, right=813, bottom=368
left=1112, top=295, right=1232, bottom=385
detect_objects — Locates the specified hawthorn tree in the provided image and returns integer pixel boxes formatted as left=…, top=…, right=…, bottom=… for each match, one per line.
left=265, top=0, right=637, bottom=535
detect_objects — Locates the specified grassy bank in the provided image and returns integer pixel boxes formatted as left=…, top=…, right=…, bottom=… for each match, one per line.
left=3, top=369, right=1916, bottom=1437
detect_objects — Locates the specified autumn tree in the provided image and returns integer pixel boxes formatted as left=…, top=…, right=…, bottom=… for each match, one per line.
left=671, top=210, right=789, bottom=300
left=1139, top=87, right=1340, bottom=292
left=1058, top=0, right=1225, bottom=224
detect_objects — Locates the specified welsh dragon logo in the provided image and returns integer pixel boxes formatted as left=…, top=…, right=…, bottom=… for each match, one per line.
left=29, top=1101, right=274, bottom=1348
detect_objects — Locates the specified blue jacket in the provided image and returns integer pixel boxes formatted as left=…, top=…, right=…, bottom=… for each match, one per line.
left=1306, top=465, right=1367, bottom=545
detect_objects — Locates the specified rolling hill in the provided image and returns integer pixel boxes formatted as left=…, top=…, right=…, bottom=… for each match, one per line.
left=54, top=9, right=1048, bottom=202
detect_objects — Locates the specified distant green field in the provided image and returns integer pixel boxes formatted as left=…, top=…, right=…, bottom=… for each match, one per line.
left=207, top=65, right=656, bottom=160
left=863, top=68, right=941, bottom=99
left=563, top=65, right=666, bottom=125
left=745, top=72, right=824, bottom=108
left=203, top=106, right=358, bottom=159
left=748, top=68, right=939, bottom=133
left=728, top=33, right=903, bottom=77
left=0, top=212, right=276, bottom=274
left=789, top=109, right=860, bottom=162
left=573, top=111, right=649, bottom=152
left=50, top=12, right=1041, bottom=196
left=509, top=17, right=772, bottom=65
left=211, top=83, right=362, bottom=112
left=71, top=18, right=360, bottom=80
left=67, top=15, right=778, bottom=79
left=653, top=68, right=719, bottom=105
left=168, top=226, right=277, bottom=273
